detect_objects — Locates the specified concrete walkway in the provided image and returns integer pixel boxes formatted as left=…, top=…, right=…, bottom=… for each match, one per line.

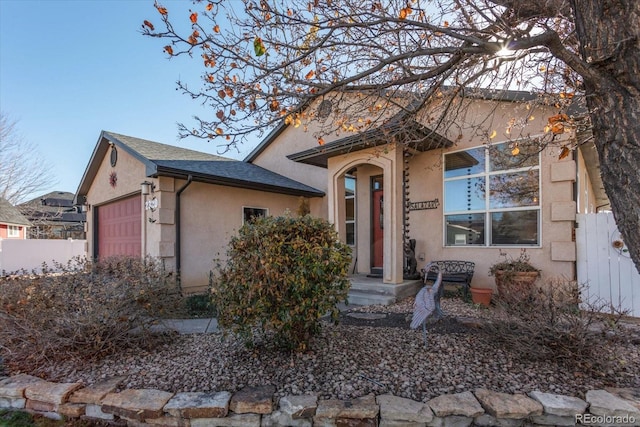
left=154, top=317, right=219, bottom=334
left=154, top=302, right=358, bottom=335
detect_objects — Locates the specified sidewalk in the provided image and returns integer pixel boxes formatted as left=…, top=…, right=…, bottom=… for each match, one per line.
left=154, top=317, right=219, bottom=334
left=154, top=303, right=355, bottom=335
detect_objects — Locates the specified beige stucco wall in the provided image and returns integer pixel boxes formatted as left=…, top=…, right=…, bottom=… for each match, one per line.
left=84, top=145, right=148, bottom=259
left=249, top=124, right=329, bottom=217
left=84, top=144, right=320, bottom=293
left=409, top=100, right=576, bottom=289
left=84, top=94, right=585, bottom=294
left=316, top=97, right=578, bottom=289
left=157, top=179, right=319, bottom=293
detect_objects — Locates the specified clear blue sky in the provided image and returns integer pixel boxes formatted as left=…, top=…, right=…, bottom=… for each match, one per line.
left=0, top=0, right=257, bottom=196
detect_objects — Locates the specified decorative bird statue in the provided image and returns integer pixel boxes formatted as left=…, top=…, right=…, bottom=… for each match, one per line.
left=411, top=262, right=443, bottom=347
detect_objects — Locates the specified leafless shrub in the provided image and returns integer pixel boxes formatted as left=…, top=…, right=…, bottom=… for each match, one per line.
left=0, top=256, right=183, bottom=374
left=485, top=277, right=632, bottom=374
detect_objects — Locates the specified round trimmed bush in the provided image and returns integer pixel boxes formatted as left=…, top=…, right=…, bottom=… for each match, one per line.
left=213, top=214, right=352, bottom=350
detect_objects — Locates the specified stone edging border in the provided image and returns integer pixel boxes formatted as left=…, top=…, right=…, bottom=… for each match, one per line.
left=1, top=374, right=639, bottom=426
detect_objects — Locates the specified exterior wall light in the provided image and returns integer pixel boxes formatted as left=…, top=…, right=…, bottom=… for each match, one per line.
left=141, top=181, right=155, bottom=195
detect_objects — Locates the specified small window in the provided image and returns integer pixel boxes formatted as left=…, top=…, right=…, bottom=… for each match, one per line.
left=345, top=175, right=356, bottom=245
left=8, top=225, right=20, bottom=238
left=242, top=207, right=268, bottom=224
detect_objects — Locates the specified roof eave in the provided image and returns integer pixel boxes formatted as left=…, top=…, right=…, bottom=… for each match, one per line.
left=75, top=131, right=160, bottom=204
left=154, top=166, right=324, bottom=198
left=287, top=122, right=453, bottom=167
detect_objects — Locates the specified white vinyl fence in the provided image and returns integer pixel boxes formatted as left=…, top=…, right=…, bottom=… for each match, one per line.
left=576, top=213, right=640, bottom=317
left=0, top=238, right=87, bottom=274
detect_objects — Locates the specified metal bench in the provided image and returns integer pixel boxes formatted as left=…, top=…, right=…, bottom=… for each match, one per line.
left=422, top=260, right=475, bottom=302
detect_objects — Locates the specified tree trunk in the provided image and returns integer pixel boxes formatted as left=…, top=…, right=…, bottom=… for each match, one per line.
left=572, top=0, right=640, bottom=273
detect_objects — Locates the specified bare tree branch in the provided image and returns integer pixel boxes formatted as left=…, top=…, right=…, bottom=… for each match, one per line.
left=142, top=0, right=640, bottom=272
left=0, top=112, right=57, bottom=204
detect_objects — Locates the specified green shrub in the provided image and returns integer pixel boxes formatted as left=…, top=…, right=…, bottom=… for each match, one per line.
left=0, top=256, right=183, bottom=373
left=184, top=293, right=217, bottom=318
left=213, top=214, right=352, bottom=350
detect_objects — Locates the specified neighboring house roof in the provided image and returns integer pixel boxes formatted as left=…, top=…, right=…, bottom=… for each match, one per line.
left=75, top=131, right=324, bottom=203
left=18, top=191, right=86, bottom=226
left=0, top=198, right=31, bottom=227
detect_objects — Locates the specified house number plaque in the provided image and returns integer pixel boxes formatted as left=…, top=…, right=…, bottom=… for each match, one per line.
left=408, top=198, right=440, bottom=211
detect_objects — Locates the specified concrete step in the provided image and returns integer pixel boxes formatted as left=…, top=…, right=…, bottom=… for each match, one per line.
left=346, top=290, right=396, bottom=306
left=349, top=281, right=397, bottom=295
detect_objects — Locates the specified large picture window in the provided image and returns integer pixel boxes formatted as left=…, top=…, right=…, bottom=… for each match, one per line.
left=444, top=141, right=540, bottom=246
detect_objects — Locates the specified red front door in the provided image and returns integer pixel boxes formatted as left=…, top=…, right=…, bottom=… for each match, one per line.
left=372, top=188, right=384, bottom=270
left=97, top=195, right=142, bottom=258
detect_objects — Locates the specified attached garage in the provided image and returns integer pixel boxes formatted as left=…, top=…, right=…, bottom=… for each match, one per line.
left=75, top=131, right=324, bottom=292
left=96, top=194, right=141, bottom=258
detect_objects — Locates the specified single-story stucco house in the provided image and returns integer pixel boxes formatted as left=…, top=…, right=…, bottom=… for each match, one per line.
left=75, top=89, right=607, bottom=298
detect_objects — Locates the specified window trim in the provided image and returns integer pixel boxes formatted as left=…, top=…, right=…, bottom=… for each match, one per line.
left=7, top=225, right=21, bottom=238
left=242, top=206, right=268, bottom=224
left=443, top=140, right=542, bottom=248
left=345, top=174, right=356, bottom=246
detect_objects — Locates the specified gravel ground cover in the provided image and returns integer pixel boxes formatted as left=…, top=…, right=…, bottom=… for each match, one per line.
left=30, top=297, right=640, bottom=403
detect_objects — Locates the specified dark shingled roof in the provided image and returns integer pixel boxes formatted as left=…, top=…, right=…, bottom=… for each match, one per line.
left=18, top=191, right=86, bottom=225
left=153, top=160, right=325, bottom=196
left=0, top=198, right=31, bottom=227
left=76, top=131, right=324, bottom=202
left=106, top=132, right=232, bottom=162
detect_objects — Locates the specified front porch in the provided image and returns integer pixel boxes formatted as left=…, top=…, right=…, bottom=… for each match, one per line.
left=347, top=274, right=423, bottom=306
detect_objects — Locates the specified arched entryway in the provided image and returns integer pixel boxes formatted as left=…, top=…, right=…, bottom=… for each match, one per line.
left=328, top=149, right=405, bottom=284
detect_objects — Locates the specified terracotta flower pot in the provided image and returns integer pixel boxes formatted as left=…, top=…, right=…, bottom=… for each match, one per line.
left=494, top=270, right=539, bottom=299
left=470, top=287, right=493, bottom=307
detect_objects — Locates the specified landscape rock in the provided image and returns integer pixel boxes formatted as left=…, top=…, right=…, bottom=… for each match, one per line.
left=585, top=389, right=640, bottom=416
left=26, top=399, right=57, bottom=412
left=85, top=403, right=115, bottom=420
left=472, top=414, right=522, bottom=427
left=604, top=387, right=640, bottom=411
left=279, top=394, right=318, bottom=418
left=69, top=376, right=125, bottom=404
left=145, top=415, right=190, bottom=426
left=58, top=402, right=86, bottom=418
left=530, top=413, right=576, bottom=426
left=164, top=391, right=231, bottom=418
left=0, top=374, right=44, bottom=398
left=101, top=388, right=174, bottom=421
left=474, top=388, right=542, bottom=419
left=376, top=394, right=433, bottom=423
left=262, top=409, right=313, bottom=427
left=25, top=380, right=83, bottom=404
left=0, top=396, right=26, bottom=409
left=229, top=385, right=275, bottom=414
left=427, top=391, right=483, bottom=417
left=191, top=413, right=261, bottom=427
left=379, top=420, right=426, bottom=427
left=316, top=395, right=379, bottom=419
left=528, top=390, right=588, bottom=416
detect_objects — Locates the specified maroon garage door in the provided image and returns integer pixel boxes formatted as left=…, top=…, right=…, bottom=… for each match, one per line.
left=97, top=195, right=142, bottom=258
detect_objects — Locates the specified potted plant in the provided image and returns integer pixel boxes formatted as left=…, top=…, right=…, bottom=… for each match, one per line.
left=470, top=286, right=493, bottom=307
left=489, top=249, right=540, bottom=298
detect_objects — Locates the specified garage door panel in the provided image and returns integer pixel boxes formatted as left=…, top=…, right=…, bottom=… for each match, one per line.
left=97, top=195, right=142, bottom=258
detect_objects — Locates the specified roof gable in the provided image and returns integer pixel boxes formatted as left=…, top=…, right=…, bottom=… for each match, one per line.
left=76, top=131, right=323, bottom=202
left=0, top=198, right=31, bottom=227
left=244, top=88, right=585, bottom=165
